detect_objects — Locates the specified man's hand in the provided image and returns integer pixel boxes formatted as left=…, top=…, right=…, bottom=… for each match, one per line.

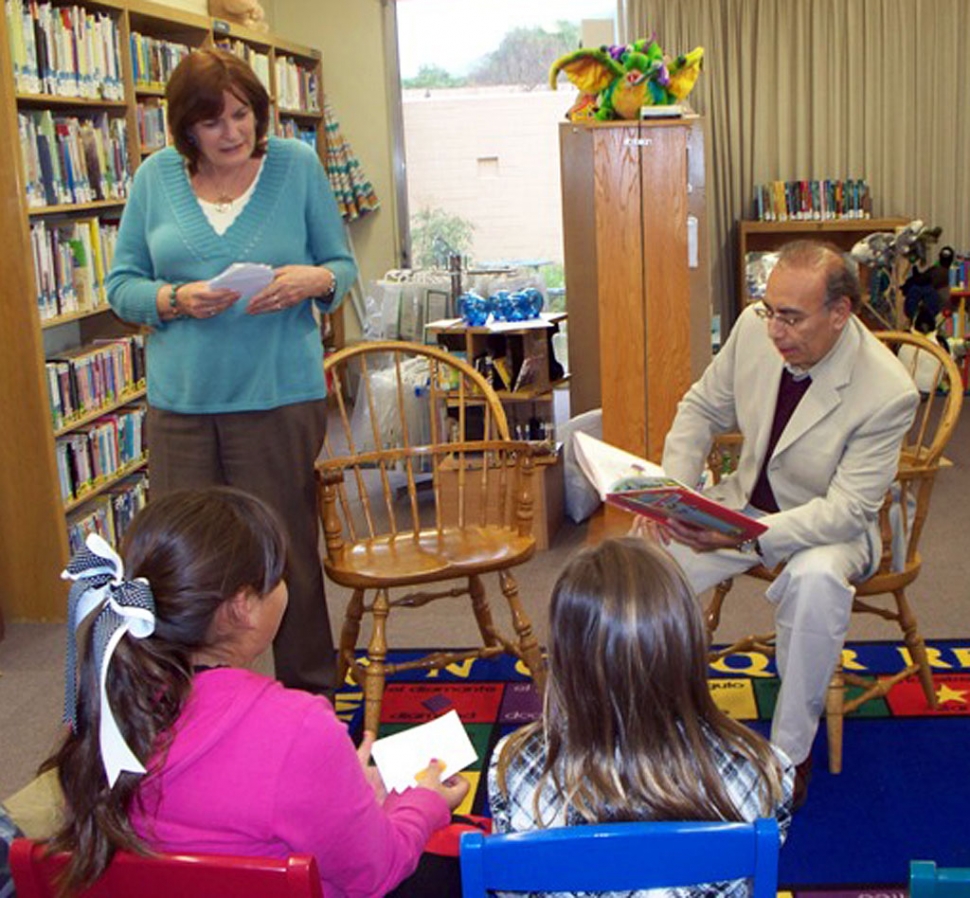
left=663, top=517, right=746, bottom=553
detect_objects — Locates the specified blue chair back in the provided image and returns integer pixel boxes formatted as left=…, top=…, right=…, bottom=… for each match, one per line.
left=911, top=860, right=970, bottom=897
left=460, top=818, right=780, bottom=898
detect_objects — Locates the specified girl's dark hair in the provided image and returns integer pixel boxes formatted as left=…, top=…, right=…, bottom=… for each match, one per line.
left=166, top=48, right=270, bottom=174
left=41, top=487, right=286, bottom=893
left=499, top=538, right=785, bottom=825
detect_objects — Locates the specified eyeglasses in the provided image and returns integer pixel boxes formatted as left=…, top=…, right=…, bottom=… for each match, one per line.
left=753, top=302, right=834, bottom=329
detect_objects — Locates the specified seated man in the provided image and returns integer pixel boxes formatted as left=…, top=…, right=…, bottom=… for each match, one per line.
left=657, top=240, right=919, bottom=808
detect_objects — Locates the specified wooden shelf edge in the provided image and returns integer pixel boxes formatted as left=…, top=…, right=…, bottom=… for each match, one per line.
left=54, top=387, right=147, bottom=437
left=64, top=457, right=149, bottom=513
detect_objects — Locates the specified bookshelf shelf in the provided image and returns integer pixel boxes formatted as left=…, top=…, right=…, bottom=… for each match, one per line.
left=40, top=306, right=114, bottom=330
left=28, top=199, right=126, bottom=217
left=737, top=217, right=909, bottom=307
left=53, top=387, right=146, bottom=438
left=15, top=93, right=128, bottom=109
left=1, top=0, right=329, bottom=622
left=65, top=456, right=148, bottom=513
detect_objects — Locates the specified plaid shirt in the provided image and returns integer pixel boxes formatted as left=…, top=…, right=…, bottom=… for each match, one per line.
left=486, top=726, right=794, bottom=898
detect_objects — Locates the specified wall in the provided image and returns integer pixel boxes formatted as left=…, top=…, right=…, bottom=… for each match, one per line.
left=269, top=0, right=398, bottom=339
left=403, top=87, right=570, bottom=265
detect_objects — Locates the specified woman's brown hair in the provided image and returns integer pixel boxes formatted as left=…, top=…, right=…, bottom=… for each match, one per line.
left=498, top=537, right=786, bottom=825
left=165, top=48, right=270, bottom=173
left=41, top=487, right=286, bottom=894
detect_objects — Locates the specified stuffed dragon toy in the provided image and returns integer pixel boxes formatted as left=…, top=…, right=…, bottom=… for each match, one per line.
left=549, top=38, right=704, bottom=122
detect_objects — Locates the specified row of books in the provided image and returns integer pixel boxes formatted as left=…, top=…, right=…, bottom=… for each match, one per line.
left=5, top=0, right=124, bottom=99
left=32, top=215, right=118, bottom=321
left=67, top=472, right=149, bottom=554
left=55, top=403, right=147, bottom=503
left=948, top=255, right=969, bottom=292
left=45, top=334, right=146, bottom=430
left=216, top=38, right=270, bottom=92
left=136, top=97, right=168, bottom=151
left=129, top=32, right=190, bottom=90
left=753, top=179, right=872, bottom=222
left=19, top=108, right=130, bottom=208
left=280, top=117, right=317, bottom=150
left=276, top=56, right=319, bottom=112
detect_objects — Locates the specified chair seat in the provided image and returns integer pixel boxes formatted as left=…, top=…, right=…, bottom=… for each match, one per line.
left=325, top=526, right=536, bottom=588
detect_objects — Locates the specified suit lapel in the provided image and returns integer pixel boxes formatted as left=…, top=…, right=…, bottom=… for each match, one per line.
left=771, top=319, right=861, bottom=458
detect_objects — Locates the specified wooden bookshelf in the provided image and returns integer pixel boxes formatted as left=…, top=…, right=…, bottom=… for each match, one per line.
left=738, top=218, right=909, bottom=307
left=0, top=2, right=328, bottom=622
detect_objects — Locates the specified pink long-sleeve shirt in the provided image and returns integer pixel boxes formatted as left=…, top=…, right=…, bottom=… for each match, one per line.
left=131, top=668, right=449, bottom=898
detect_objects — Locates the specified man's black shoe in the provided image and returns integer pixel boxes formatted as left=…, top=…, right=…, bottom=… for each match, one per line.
left=792, top=756, right=813, bottom=811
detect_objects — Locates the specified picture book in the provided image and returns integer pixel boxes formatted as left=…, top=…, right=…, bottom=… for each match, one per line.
left=573, top=432, right=767, bottom=541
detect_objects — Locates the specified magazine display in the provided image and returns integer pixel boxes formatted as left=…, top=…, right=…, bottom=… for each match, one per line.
left=573, top=432, right=767, bottom=541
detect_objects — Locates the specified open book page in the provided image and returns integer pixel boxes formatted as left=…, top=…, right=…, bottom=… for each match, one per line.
left=572, top=432, right=766, bottom=541
left=370, top=710, right=477, bottom=794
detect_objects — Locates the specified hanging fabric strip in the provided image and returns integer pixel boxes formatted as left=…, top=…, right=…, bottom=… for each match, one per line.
left=323, top=99, right=380, bottom=223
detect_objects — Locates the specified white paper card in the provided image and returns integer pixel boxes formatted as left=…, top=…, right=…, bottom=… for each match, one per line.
left=208, top=262, right=274, bottom=303
left=371, top=710, right=477, bottom=794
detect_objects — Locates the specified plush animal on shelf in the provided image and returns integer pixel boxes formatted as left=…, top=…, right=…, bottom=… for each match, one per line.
left=549, top=37, right=704, bottom=121
left=208, top=0, right=269, bottom=33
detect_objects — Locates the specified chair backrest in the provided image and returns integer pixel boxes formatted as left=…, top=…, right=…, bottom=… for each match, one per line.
left=872, top=331, right=963, bottom=572
left=319, top=340, right=538, bottom=548
left=910, top=860, right=970, bottom=898
left=459, top=819, right=780, bottom=898
left=10, top=839, right=323, bottom=898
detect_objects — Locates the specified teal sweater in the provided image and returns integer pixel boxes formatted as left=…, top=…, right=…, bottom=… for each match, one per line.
left=106, top=137, right=357, bottom=413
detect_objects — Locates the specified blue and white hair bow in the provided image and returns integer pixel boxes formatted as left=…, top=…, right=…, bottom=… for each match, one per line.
left=62, top=532, right=156, bottom=788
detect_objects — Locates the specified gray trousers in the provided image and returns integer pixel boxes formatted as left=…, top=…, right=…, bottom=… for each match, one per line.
left=664, top=537, right=870, bottom=765
left=147, top=400, right=336, bottom=694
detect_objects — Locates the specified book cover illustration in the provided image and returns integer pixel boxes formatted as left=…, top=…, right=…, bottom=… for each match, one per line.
left=573, top=432, right=766, bottom=541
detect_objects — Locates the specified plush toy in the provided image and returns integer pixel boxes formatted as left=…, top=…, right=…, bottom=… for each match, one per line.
left=549, top=37, right=703, bottom=122
left=208, top=0, right=269, bottom=33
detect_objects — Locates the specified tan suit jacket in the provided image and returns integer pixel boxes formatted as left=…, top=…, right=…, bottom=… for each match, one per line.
left=662, top=306, right=920, bottom=573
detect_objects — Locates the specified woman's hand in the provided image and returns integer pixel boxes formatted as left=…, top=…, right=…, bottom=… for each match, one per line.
left=247, top=265, right=334, bottom=315
left=414, top=759, right=470, bottom=811
left=356, top=730, right=388, bottom=803
left=169, top=282, right=240, bottom=319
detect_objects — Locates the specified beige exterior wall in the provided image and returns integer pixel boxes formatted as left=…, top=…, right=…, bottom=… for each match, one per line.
left=403, top=87, right=574, bottom=266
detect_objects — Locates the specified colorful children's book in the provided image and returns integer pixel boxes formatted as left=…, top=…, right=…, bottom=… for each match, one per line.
left=573, top=432, right=767, bottom=541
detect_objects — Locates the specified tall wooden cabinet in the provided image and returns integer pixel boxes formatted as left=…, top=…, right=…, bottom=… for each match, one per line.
left=559, top=117, right=711, bottom=463
left=0, top=0, right=326, bottom=622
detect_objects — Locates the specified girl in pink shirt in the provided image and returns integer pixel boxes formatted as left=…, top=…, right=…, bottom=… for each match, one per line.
left=43, top=487, right=468, bottom=896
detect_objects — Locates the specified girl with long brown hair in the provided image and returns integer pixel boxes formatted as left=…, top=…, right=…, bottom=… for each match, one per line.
left=44, top=486, right=467, bottom=896
left=489, top=537, right=793, bottom=895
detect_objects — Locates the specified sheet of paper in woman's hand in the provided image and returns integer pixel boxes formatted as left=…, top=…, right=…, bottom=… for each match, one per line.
left=207, top=262, right=274, bottom=303
left=370, top=709, right=477, bottom=794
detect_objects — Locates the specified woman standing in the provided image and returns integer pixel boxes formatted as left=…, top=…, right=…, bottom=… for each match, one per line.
left=106, top=48, right=356, bottom=695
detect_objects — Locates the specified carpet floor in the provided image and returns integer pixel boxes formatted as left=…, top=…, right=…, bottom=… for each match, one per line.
left=335, top=640, right=970, bottom=894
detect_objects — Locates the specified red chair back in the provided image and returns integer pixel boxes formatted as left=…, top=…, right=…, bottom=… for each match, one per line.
left=10, top=838, right=323, bottom=898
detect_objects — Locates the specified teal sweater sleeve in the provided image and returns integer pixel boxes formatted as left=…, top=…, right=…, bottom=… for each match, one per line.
left=105, top=138, right=357, bottom=414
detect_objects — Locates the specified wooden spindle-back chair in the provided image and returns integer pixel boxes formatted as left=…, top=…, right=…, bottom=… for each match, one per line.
left=705, top=331, right=962, bottom=773
left=316, top=341, right=547, bottom=733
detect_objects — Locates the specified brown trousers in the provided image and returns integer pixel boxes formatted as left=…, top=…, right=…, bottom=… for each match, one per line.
left=147, top=400, right=335, bottom=694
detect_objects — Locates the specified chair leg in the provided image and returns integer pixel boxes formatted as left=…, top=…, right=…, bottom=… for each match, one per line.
left=362, top=588, right=390, bottom=735
left=338, top=589, right=365, bottom=688
left=705, top=579, right=735, bottom=637
left=825, top=664, right=845, bottom=775
left=896, top=587, right=938, bottom=710
left=469, top=574, right=500, bottom=647
left=499, top=570, right=546, bottom=695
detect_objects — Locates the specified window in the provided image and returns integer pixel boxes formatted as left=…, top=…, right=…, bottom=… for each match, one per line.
left=388, top=0, right=616, bottom=305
